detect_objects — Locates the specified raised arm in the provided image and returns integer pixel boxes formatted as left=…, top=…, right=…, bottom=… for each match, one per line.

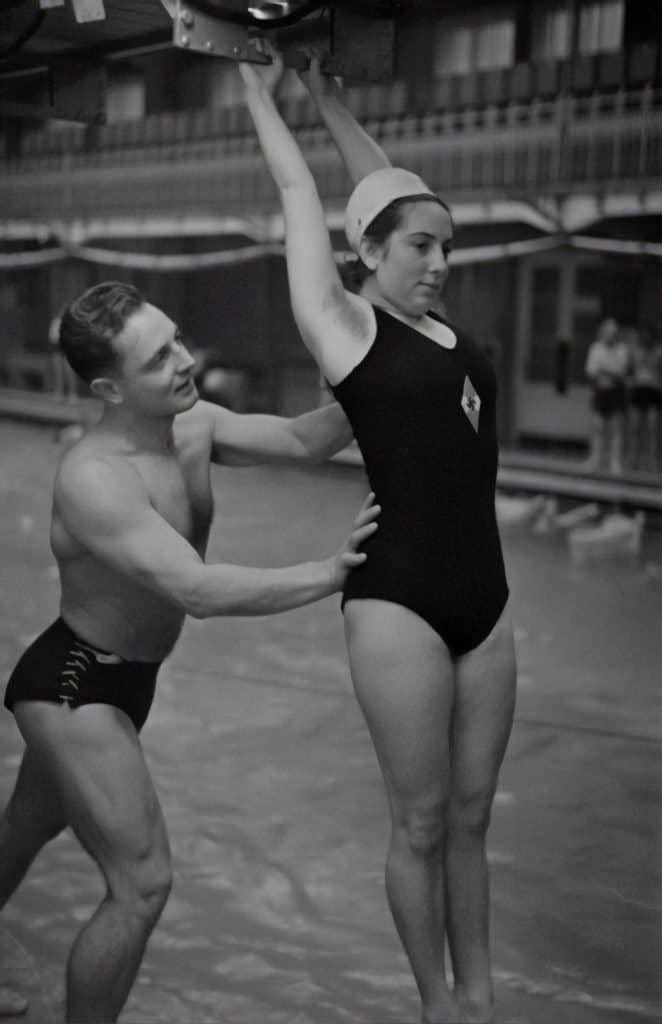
left=55, top=456, right=377, bottom=618
left=201, top=401, right=353, bottom=466
left=239, top=53, right=371, bottom=382
left=300, top=55, right=391, bottom=186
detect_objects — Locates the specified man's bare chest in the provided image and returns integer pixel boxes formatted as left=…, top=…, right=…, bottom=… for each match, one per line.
left=130, top=449, right=213, bottom=544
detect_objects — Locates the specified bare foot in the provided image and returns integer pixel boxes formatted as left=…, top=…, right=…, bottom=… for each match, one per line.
left=455, top=989, right=495, bottom=1023
left=0, top=986, right=28, bottom=1017
left=421, top=995, right=460, bottom=1023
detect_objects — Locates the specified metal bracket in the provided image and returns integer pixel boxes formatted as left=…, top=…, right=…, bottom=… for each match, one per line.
left=70, top=0, right=107, bottom=23
left=170, top=1, right=397, bottom=79
left=173, top=1, right=270, bottom=60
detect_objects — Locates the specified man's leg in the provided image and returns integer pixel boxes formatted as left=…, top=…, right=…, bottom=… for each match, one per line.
left=645, top=406, right=658, bottom=470
left=345, top=600, right=458, bottom=1024
left=585, top=413, right=604, bottom=470
left=0, top=748, right=67, bottom=908
left=0, top=748, right=68, bottom=1019
left=445, top=607, right=517, bottom=1023
left=609, top=412, right=624, bottom=474
left=14, top=701, right=172, bottom=1024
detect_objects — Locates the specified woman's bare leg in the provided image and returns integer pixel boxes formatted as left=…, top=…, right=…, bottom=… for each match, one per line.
left=445, top=607, right=517, bottom=1022
left=345, top=600, right=459, bottom=1024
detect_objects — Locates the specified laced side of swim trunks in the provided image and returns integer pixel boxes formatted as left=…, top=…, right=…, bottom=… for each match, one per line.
left=57, top=642, right=95, bottom=705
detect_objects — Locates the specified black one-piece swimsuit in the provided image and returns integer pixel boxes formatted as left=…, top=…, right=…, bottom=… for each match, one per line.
left=330, top=305, right=509, bottom=657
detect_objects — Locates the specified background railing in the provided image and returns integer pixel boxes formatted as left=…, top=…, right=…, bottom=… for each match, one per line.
left=1, top=53, right=661, bottom=222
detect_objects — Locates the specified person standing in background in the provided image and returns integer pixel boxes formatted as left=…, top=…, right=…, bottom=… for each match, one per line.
left=584, top=318, right=630, bottom=474
left=627, top=326, right=662, bottom=472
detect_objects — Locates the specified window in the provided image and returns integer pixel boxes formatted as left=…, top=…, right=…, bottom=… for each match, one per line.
left=209, top=65, right=244, bottom=108
left=475, top=19, right=516, bottom=71
left=532, top=2, right=624, bottom=61
left=106, top=74, right=145, bottom=123
left=578, top=1, right=624, bottom=54
left=532, top=5, right=573, bottom=61
left=434, top=10, right=516, bottom=76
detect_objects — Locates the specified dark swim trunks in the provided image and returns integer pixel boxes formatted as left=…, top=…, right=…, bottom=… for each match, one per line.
left=630, top=384, right=661, bottom=410
left=4, top=618, right=160, bottom=732
left=592, top=384, right=626, bottom=417
left=330, top=306, right=509, bottom=657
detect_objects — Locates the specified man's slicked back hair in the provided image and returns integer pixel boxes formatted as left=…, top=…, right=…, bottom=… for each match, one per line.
left=59, top=281, right=144, bottom=383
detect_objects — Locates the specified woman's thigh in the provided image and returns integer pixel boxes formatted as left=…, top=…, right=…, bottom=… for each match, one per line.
left=13, top=701, right=170, bottom=889
left=344, top=600, right=456, bottom=805
left=450, top=604, right=517, bottom=802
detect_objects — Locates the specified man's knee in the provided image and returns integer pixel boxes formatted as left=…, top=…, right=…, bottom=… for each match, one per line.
left=113, top=844, right=172, bottom=922
left=139, top=866, right=172, bottom=922
left=392, top=792, right=449, bottom=859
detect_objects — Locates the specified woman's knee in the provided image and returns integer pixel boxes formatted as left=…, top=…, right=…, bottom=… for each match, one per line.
left=392, top=792, right=449, bottom=859
left=448, top=788, right=495, bottom=838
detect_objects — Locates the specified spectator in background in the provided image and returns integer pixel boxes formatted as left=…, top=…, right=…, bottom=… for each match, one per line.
left=584, top=318, right=630, bottom=474
left=627, top=326, right=662, bottom=472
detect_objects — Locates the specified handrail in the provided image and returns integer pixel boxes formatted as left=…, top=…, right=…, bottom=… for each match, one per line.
left=4, top=86, right=659, bottom=163
left=2, top=44, right=659, bottom=164
left=1, top=93, right=660, bottom=218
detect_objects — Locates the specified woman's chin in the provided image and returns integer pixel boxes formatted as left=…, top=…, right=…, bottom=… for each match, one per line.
left=401, top=297, right=432, bottom=318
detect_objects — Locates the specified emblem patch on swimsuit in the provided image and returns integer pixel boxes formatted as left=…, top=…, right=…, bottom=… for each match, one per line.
left=461, top=375, right=481, bottom=433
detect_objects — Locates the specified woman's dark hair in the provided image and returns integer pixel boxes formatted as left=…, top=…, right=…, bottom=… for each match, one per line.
left=365, top=194, right=452, bottom=247
left=345, top=194, right=453, bottom=291
left=59, top=281, right=144, bottom=383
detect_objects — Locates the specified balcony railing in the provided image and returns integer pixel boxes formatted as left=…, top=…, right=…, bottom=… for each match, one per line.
left=1, top=63, right=661, bottom=223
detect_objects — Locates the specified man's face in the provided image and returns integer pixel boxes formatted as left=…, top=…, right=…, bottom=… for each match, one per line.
left=601, top=318, right=618, bottom=347
left=112, top=303, right=198, bottom=416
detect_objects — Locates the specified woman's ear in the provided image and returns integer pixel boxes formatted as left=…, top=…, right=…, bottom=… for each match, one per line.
left=358, top=237, right=381, bottom=272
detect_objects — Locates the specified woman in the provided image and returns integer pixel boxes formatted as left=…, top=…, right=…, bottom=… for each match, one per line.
left=240, top=52, right=516, bottom=1024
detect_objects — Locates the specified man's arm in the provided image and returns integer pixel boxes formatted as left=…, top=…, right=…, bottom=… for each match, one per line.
left=300, top=56, right=391, bottom=186
left=55, top=456, right=377, bottom=618
left=202, top=400, right=353, bottom=466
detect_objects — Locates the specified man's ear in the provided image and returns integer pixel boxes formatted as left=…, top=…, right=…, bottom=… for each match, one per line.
left=90, top=376, right=123, bottom=405
left=358, top=236, right=381, bottom=272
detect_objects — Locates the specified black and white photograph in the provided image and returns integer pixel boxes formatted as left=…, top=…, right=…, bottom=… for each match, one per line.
left=0, top=2, right=660, bottom=1022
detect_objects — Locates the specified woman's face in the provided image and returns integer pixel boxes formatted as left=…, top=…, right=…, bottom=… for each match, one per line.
left=367, top=201, right=453, bottom=317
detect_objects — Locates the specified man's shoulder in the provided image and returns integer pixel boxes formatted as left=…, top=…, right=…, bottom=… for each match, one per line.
left=55, top=440, right=142, bottom=508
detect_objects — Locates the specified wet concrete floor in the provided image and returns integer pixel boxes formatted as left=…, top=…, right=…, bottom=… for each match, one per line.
left=0, top=422, right=661, bottom=1023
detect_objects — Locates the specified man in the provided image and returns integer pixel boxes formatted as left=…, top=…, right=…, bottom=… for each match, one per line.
left=584, top=317, right=629, bottom=473
left=0, top=281, right=377, bottom=1023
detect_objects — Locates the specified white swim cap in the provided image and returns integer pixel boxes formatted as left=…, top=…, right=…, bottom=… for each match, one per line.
left=344, top=167, right=442, bottom=253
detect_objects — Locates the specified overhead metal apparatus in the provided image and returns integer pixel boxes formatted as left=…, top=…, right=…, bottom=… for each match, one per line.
left=0, top=0, right=422, bottom=121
